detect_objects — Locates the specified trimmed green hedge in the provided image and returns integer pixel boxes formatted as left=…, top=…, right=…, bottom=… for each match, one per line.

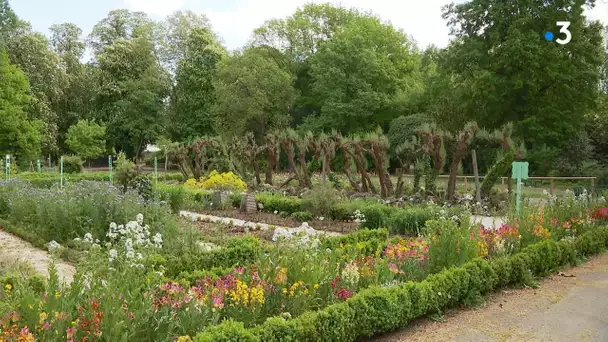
left=194, top=226, right=608, bottom=341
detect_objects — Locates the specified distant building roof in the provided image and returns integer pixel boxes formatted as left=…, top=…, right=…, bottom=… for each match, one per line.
left=145, top=144, right=161, bottom=153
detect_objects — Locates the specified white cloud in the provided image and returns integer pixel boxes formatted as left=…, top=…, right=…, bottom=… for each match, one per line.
left=124, top=0, right=186, bottom=17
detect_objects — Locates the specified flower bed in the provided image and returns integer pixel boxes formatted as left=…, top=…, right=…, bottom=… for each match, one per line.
left=193, top=226, right=608, bottom=342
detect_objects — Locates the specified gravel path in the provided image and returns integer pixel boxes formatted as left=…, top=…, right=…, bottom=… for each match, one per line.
left=371, top=252, right=608, bottom=342
left=179, top=210, right=343, bottom=236
left=0, top=230, right=75, bottom=284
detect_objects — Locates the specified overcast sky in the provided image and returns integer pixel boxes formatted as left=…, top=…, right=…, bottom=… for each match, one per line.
left=12, top=0, right=608, bottom=51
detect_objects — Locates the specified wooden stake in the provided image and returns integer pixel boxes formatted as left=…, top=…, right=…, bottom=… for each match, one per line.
left=472, top=149, right=481, bottom=202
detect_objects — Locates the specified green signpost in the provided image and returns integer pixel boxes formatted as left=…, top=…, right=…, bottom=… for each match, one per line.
left=512, top=161, right=529, bottom=217
left=154, top=157, right=158, bottom=184
left=5, top=155, right=10, bottom=181
left=108, top=156, right=113, bottom=184
left=60, top=156, right=64, bottom=188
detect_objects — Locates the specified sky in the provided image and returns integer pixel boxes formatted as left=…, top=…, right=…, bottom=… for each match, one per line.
left=11, top=0, right=608, bottom=52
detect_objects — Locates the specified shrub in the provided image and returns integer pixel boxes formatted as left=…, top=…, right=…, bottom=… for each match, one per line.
left=292, top=211, right=313, bottom=222
left=329, top=203, right=352, bottom=221
left=130, top=175, right=153, bottom=202
left=423, top=219, right=478, bottom=273
left=230, top=192, right=244, bottom=208
left=200, top=171, right=247, bottom=192
left=166, top=187, right=185, bottom=214
left=61, top=155, right=83, bottom=174
left=194, top=320, right=258, bottom=342
left=359, top=204, right=391, bottom=229
left=115, top=152, right=137, bottom=193
left=301, top=186, right=341, bottom=216
left=255, top=193, right=302, bottom=214
left=387, top=208, right=433, bottom=235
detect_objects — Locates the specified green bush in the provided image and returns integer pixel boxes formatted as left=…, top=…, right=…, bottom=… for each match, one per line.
left=230, top=192, right=244, bottom=208
left=130, top=175, right=153, bottom=202
left=194, top=320, right=258, bottom=342
left=322, top=229, right=388, bottom=255
left=255, top=193, right=302, bottom=214
left=166, top=187, right=185, bottom=214
left=387, top=208, right=433, bottom=235
left=292, top=211, right=313, bottom=222
left=329, top=202, right=352, bottom=221
left=359, top=204, right=391, bottom=229
left=61, top=155, right=83, bottom=174
left=423, top=219, right=478, bottom=273
left=301, top=186, right=341, bottom=216
left=115, top=152, right=137, bottom=193
left=194, top=226, right=608, bottom=342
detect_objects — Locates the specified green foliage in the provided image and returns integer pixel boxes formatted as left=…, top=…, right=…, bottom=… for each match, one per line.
left=213, top=46, right=295, bottom=140
left=255, top=193, right=302, bottom=215
left=387, top=208, right=433, bottom=235
left=291, top=211, right=313, bottom=222
left=423, top=219, right=478, bottom=273
left=303, top=15, right=421, bottom=133
left=114, top=152, right=137, bottom=192
left=61, top=155, right=83, bottom=174
left=387, top=114, right=432, bottom=152
left=166, top=186, right=185, bottom=214
left=440, top=0, right=605, bottom=149
left=168, top=28, right=224, bottom=141
left=194, top=320, right=258, bottom=342
left=359, top=204, right=392, bottom=229
left=0, top=49, right=42, bottom=160
left=480, top=149, right=515, bottom=198
left=301, top=186, right=341, bottom=217
left=194, top=227, right=608, bottom=342
left=130, top=175, right=153, bottom=202
left=65, top=119, right=106, bottom=161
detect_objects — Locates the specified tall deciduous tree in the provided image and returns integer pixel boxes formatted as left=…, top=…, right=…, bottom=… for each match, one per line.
left=168, top=28, right=224, bottom=141
left=66, top=119, right=106, bottom=165
left=95, top=37, right=170, bottom=159
left=304, top=16, right=422, bottom=133
left=0, top=49, right=42, bottom=160
left=441, top=0, right=605, bottom=149
left=213, top=46, right=295, bottom=140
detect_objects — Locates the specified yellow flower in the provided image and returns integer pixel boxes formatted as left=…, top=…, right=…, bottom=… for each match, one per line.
left=313, top=284, right=319, bottom=289
left=39, top=312, right=48, bottom=324
left=175, top=336, right=193, bottom=342
left=4, top=284, right=12, bottom=291
left=282, top=288, right=287, bottom=295
left=55, top=291, right=61, bottom=299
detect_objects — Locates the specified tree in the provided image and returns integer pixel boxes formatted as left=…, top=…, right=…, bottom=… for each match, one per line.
left=0, top=49, right=42, bottom=160
left=168, top=28, right=224, bottom=142
left=66, top=119, right=106, bottom=165
left=213, top=46, right=295, bottom=140
left=0, top=0, right=30, bottom=48
left=95, top=37, right=170, bottom=159
left=160, top=10, right=215, bottom=74
left=445, top=122, right=480, bottom=199
left=304, top=16, right=422, bottom=133
left=7, top=31, right=66, bottom=155
left=441, top=0, right=605, bottom=149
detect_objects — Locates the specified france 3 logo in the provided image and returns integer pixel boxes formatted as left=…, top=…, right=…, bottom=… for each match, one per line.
left=544, top=21, right=572, bottom=45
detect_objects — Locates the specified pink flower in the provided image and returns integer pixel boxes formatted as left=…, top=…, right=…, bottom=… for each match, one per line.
left=212, top=294, right=224, bottom=308
left=42, top=321, right=51, bottom=330
left=234, top=267, right=245, bottom=274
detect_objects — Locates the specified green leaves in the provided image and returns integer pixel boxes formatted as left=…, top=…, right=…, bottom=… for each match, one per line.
left=65, top=119, right=106, bottom=161
left=0, top=49, right=42, bottom=160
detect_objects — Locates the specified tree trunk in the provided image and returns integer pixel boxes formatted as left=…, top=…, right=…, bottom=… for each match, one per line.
left=353, top=145, right=375, bottom=194
left=265, top=148, right=277, bottom=185
left=297, top=149, right=312, bottom=188
left=447, top=150, right=464, bottom=199
left=282, top=141, right=302, bottom=186
left=253, top=160, right=261, bottom=185
left=343, top=150, right=361, bottom=192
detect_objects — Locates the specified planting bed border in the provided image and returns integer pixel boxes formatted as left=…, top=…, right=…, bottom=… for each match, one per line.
left=193, top=226, right=608, bottom=342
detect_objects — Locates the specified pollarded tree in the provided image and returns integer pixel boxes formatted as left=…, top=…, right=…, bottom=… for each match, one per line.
left=364, top=128, right=393, bottom=198
left=65, top=119, right=106, bottom=168
left=264, top=132, right=280, bottom=185
left=334, top=135, right=362, bottom=192
left=417, top=123, right=446, bottom=194
left=395, top=135, right=423, bottom=196
left=318, top=131, right=338, bottom=184
left=446, top=122, right=480, bottom=199
left=279, top=129, right=303, bottom=187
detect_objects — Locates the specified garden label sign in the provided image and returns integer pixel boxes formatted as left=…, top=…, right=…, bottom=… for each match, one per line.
left=5, top=155, right=9, bottom=181
left=512, top=161, right=529, bottom=216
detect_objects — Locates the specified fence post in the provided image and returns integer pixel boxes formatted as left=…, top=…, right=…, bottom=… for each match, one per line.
left=471, top=149, right=481, bottom=203
left=60, top=156, right=63, bottom=188
left=108, top=156, right=113, bottom=185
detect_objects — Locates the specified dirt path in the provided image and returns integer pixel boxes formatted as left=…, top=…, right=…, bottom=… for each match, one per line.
left=0, top=230, right=75, bottom=284
left=372, top=252, right=608, bottom=342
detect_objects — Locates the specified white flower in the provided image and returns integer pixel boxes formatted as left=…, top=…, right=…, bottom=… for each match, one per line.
left=319, top=216, right=325, bottom=221
left=274, top=210, right=278, bottom=214
left=136, top=253, right=143, bottom=260
left=84, top=233, right=93, bottom=243
left=152, top=233, right=163, bottom=247
left=126, top=250, right=135, bottom=259
left=73, top=237, right=81, bottom=242
left=108, top=249, right=118, bottom=262
left=136, top=213, right=144, bottom=224
left=109, top=222, right=117, bottom=231
left=48, top=240, right=61, bottom=252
